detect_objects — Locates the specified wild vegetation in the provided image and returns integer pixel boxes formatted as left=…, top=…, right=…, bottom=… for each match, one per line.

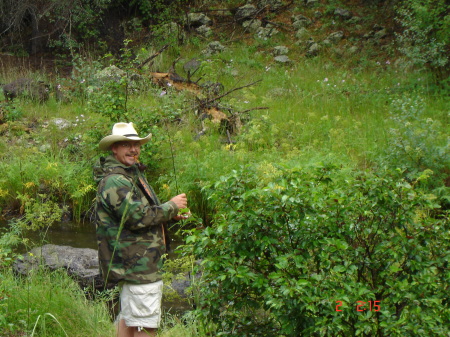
left=0, top=0, right=449, bottom=336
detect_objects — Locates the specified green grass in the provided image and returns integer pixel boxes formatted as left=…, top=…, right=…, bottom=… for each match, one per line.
left=0, top=269, right=116, bottom=337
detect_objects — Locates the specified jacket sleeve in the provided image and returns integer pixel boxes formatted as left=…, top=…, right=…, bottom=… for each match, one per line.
left=100, top=174, right=178, bottom=231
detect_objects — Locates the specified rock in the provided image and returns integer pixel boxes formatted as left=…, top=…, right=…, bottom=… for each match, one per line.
left=306, top=0, right=319, bottom=8
left=39, top=144, right=51, bottom=153
left=183, top=58, right=202, bottom=75
left=363, top=26, right=387, bottom=40
left=327, top=31, right=344, bottom=44
left=273, top=45, right=289, bottom=56
left=256, top=26, right=279, bottom=39
left=235, top=4, right=258, bottom=21
left=307, top=43, right=321, bottom=57
left=202, top=41, right=226, bottom=56
left=274, top=55, right=292, bottom=64
left=3, top=78, right=49, bottom=103
left=257, top=0, right=284, bottom=10
left=94, top=65, right=126, bottom=82
left=334, top=8, right=352, bottom=20
left=322, top=39, right=332, bottom=47
left=14, top=244, right=195, bottom=296
left=187, top=13, right=212, bottom=27
left=52, top=118, right=71, bottom=129
left=196, top=25, right=213, bottom=37
left=295, top=27, right=310, bottom=40
left=348, top=46, right=359, bottom=55
left=348, top=16, right=362, bottom=24
left=374, top=28, right=388, bottom=40
left=314, top=11, right=323, bottom=18
left=292, top=15, right=312, bottom=29
left=14, top=244, right=104, bottom=289
left=305, top=38, right=316, bottom=49
left=242, top=19, right=262, bottom=32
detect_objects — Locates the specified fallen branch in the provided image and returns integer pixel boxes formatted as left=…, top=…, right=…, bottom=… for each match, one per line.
left=203, top=79, right=262, bottom=106
left=137, top=44, right=169, bottom=69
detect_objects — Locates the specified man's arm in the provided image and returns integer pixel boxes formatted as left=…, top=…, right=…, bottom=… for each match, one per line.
left=101, top=174, right=179, bottom=231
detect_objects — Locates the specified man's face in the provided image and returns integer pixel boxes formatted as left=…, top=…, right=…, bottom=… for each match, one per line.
left=111, top=141, right=141, bottom=166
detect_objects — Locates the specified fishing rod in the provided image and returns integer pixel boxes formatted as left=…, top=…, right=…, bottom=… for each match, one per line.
left=164, top=119, right=180, bottom=195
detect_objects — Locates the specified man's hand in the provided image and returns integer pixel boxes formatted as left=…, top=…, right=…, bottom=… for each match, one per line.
left=172, top=211, right=191, bottom=221
left=170, top=193, right=187, bottom=210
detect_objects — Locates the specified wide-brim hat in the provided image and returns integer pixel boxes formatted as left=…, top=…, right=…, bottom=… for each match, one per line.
left=99, top=122, right=152, bottom=151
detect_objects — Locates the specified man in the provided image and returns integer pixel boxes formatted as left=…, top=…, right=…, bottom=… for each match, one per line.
left=94, top=122, right=187, bottom=337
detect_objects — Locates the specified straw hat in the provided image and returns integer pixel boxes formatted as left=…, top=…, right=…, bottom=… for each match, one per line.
left=98, top=122, right=152, bottom=151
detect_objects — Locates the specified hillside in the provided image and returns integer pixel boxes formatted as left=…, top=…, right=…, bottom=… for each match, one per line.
left=0, top=0, right=449, bottom=336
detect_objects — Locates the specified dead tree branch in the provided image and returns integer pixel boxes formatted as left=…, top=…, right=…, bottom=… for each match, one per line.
left=203, top=79, right=262, bottom=106
left=137, top=44, right=169, bottom=69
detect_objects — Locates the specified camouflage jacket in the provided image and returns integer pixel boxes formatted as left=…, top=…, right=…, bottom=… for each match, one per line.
left=93, top=155, right=178, bottom=285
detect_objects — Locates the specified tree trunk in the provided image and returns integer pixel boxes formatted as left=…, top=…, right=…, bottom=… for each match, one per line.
left=29, top=8, right=45, bottom=55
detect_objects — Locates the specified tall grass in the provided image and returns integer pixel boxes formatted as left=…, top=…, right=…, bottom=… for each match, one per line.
left=0, top=269, right=115, bottom=336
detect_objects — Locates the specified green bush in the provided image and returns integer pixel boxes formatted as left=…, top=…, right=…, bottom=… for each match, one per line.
left=185, top=165, right=450, bottom=336
left=382, top=93, right=450, bottom=208
left=395, top=0, right=449, bottom=74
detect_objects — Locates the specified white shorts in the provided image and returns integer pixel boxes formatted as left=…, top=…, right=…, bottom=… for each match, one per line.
left=118, top=280, right=163, bottom=329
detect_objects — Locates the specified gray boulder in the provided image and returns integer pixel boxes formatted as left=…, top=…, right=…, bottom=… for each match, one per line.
left=202, top=41, right=226, bottom=56
left=374, top=28, right=388, bottom=40
left=196, top=25, right=213, bottom=37
left=363, top=25, right=387, bottom=40
left=14, top=244, right=195, bottom=297
left=188, top=13, right=212, bottom=27
left=274, top=55, right=292, bottom=64
left=51, top=118, right=71, bottom=130
left=94, top=65, right=126, bottom=83
left=305, top=0, right=319, bottom=7
left=334, top=8, right=352, bottom=20
left=183, top=58, right=202, bottom=75
left=3, top=78, right=49, bottom=103
left=236, top=4, right=258, bottom=21
left=256, top=26, right=279, bottom=39
left=295, top=27, right=310, bottom=40
left=257, top=0, right=284, bottom=10
left=243, top=19, right=262, bottom=32
left=327, top=31, right=344, bottom=44
left=14, top=244, right=104, bottom=289
left=273, top=45, right=289, bottom=56
left=307, top=43, right=321, bottom=57
left=292, top=15, right=312, bottom=29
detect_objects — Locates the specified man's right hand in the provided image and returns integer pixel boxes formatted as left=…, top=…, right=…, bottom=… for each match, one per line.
left=170, top=193, right=187, bottom=210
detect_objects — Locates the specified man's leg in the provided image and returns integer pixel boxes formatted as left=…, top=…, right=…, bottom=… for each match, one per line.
left=118, top=320, right=156, bottom=337
left=117, top=319, right=134, bottom=337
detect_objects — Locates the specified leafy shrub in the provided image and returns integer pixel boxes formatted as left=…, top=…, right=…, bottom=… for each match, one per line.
left=0, top=102, right=24, bottom=122
left=382, top=94, right=450, bottom=207
left=0, top=220, right=27, bottom=269
left=395, top=0, right=449, bottom=74
left=185, top=164, right=450, bottom=336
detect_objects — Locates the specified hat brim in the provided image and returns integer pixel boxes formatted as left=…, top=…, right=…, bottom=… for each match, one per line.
left=98, top=134, right=152, bottom=151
